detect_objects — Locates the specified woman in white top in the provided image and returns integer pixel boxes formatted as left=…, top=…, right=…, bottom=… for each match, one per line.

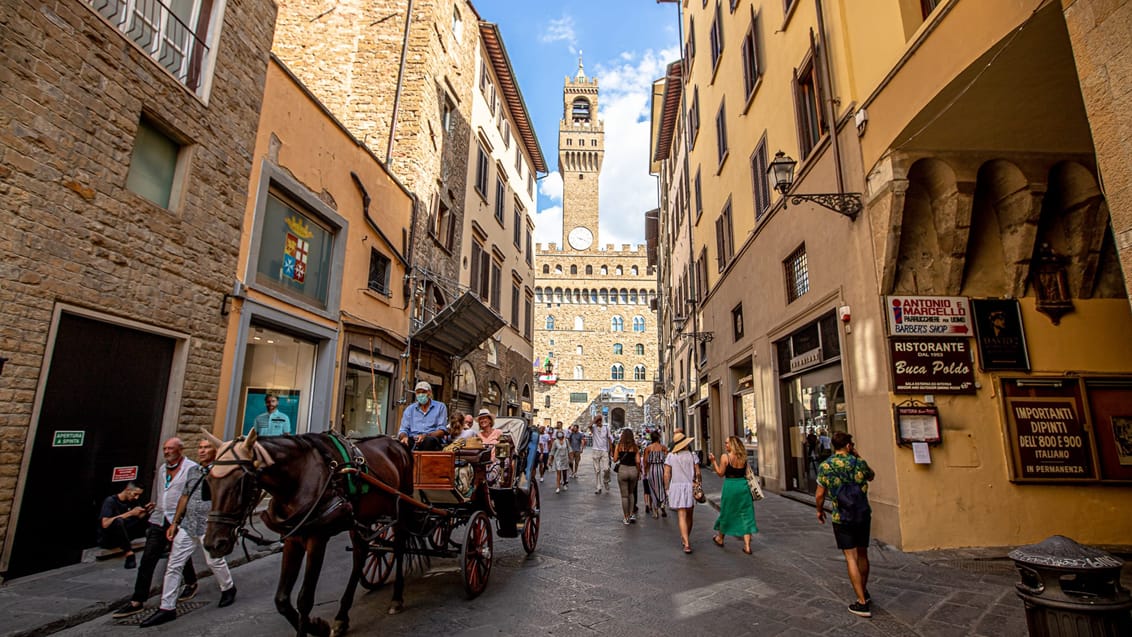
left=663, top=431, right=700, bottom=554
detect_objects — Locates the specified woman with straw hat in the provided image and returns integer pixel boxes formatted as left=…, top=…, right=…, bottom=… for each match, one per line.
left=663, top=430, right=700, bottom=553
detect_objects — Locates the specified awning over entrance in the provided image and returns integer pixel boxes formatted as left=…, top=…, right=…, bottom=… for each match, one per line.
left=411, top=291, right=505, bottom=359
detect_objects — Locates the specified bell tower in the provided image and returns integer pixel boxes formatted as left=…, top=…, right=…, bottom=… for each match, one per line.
left=560, top=53, right=603, bottom=252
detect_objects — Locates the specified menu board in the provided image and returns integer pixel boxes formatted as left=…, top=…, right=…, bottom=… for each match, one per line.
left=894, top=404, right=942, bottom=444
left=889, top=338, right=976, bottom=394
left=1006, top=397, right=1095, bottom=480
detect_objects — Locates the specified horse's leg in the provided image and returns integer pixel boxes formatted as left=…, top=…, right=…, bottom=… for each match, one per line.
left=275, top=538, right=305, bottom=634
left=296, top=536, right=331, bottom=637
left=331, top=529, right=366, bottom=637
left=388, top=523, right=406, bottom=615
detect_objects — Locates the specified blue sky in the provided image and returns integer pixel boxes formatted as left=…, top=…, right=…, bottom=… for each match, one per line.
left=471, top=1, right=681, bottom=248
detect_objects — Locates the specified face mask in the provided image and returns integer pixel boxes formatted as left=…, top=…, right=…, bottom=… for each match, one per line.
left=416, top=393, right=429, bottom=405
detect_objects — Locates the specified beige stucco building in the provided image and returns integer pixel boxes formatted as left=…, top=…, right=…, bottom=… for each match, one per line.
left=534, top=63, right=660, bottom=431
left=651, top=0, right=1132, bottom=551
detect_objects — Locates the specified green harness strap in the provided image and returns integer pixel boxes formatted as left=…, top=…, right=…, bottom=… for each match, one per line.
left=328, top=433, right=370, bottom=497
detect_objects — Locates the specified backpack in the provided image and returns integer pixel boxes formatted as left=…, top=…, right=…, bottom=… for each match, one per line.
left=835, top=457, right=870, bottom=525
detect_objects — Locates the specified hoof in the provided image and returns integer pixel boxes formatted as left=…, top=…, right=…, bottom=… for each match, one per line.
left=307, top=618, right=331, bottom=637
left=330, top=619, right=349, bottom=637
left=387, top=601, right=404, bottom=615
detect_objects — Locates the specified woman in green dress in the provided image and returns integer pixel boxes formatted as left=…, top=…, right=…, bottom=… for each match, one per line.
left=707, top=436, right=757, bottom=554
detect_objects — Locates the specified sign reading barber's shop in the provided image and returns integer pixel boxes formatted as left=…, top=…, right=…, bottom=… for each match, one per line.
left=886, top=296, right=973, bottom=337
left=889, top=337, right=976, bottom=394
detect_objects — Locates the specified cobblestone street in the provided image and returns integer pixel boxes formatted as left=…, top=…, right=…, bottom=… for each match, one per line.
left=44, top=450, right=1033, bottom=637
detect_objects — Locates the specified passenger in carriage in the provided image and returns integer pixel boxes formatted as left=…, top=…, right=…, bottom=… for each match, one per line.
left=475, top=409, right=504, bottom=485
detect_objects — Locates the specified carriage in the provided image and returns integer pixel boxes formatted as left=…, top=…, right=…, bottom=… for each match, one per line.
left=358, top=417, right=540, bottom=598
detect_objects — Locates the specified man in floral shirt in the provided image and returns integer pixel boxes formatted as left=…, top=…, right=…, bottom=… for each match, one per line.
left=815, top=432, right=876, bottom=618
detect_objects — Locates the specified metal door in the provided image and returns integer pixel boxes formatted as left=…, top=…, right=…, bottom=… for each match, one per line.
left=7, top=314, right=174, bottom=577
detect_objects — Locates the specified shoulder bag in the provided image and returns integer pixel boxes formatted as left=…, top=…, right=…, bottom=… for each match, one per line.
left=691, top=461, right=706, bottom=503
left=745, top=465, right=765, bottom=501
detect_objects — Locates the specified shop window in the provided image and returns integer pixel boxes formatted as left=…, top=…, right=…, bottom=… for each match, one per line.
left=586, top=265, right=593, bottom=275
left=126, top=116, right=185, bottom=209
left=239, top=325, right=315, bottom=436
left=253, top=190, right=336, bottom=311
left=784, top=243, right=809, bottom=303
left=342, top=351, right=392, bottom=437
left=367, top=249, right=391, bottom=296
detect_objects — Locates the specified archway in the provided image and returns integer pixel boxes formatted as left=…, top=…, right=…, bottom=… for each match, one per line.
left=610, top=407, right=626, bottom=431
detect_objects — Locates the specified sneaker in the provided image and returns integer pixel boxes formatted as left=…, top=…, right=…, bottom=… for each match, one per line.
left=864, top=588, right=872, bottom=603
left=539, top=476, right=544, bottom=482
left=595, top=489, right=601, bottom=494
left=139, top=608, right=177, bottom=628
left=629, top=515, right=637, bottom=523
left=563, top=484, right=568, bottom=491
left=112, top=602, right=144, bottom=619
left=555, top=487, right=560, bottom=494
left=177, top=582, right=198, bottom=602
left=124, top=554, right=136, bottom=569
left=623, top=518, right=631, bottom=525
left=848, top=601, right=872, bottom=618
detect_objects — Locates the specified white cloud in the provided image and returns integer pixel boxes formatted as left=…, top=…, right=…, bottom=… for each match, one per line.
left=540, top=16, right=577, bottom=54
left=539, top=171, right=563, bottom=202
left=534, top=204, right=563, bottom=248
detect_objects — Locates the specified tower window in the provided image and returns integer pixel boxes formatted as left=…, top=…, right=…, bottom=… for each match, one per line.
left=571, top=97, right=591, bottom=123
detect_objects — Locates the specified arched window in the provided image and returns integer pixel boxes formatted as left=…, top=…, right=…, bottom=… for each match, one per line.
left=613, top=343, right=623, bottom=355
left=631, top=266, right=639, bottom=276
left=620, top=289, right=629, bottom=304
left=570, top=265, right=577, bottom=275
left=599, top=289, right=609, bottom=304
left=576, top=345, right=583, bottom=355
left=585, top=265, right=593, bottom=275
left=611, top=316, right=624, bottom=332
left=632, top=316, right=645, bottom=332
left=615, top=265, right=623, bottom=275
left=573, top=365, right=584, bottom=379
left=629, top=290, right=638, bottom=304
left=635, top=343, right=645, bottom=355
left=542, top=264, right=549, bottom=274
left=590, top=289, right=598, bottom=303
left=634, top=365, right=646, bottom=381
left=545, top=315, right=555, bottom=330
left=572, top=97, right=591, bottom=122
left=535, top=287, right=543, bottom=302
left=600, top=265, right=608, bottom=275
left=554, top=288, right=564, bottom=303
left=574, top=316, right=584, bottom=330
left=611, top=363, right=624, bottom=380
left=555, top=265, right=563, bottom=274
left=574, top=289, right=581, bottom=303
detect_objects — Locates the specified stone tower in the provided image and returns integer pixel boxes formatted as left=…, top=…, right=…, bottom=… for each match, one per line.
left=560, top=55, right=604, bottom=252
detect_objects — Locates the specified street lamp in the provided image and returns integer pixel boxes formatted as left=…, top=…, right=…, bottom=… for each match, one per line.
left=767, top=151, right=863, bottom=221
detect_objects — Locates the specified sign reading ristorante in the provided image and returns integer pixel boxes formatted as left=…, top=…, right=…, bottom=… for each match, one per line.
left=886, top=295, right=973, bottom=337
left=889, top=338, right=976, bottom=393
left=1007, top=397, right=1094, bottom=479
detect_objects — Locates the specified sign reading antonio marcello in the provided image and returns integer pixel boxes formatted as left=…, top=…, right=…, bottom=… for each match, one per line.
left=889, top=337, right=976, bottom=393
left=1006, top=397, right=1094, bottom=480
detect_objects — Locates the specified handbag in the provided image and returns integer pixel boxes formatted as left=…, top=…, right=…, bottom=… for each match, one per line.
left=745, top=466, right=765, bottom=501
left=692, top=466, right=706, bottom=503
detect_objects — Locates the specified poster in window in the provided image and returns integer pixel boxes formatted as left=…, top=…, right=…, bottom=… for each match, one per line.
left=971, top=299, right=1030, bottom=371
left=242, top=388, right=300, bottom=436
left=1113, top=417, right=1132, bottom=466
left=1005, top=397, right=1095, bottom=480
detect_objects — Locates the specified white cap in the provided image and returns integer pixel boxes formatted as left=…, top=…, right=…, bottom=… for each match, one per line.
left=414, top=381, right=431, bottom=392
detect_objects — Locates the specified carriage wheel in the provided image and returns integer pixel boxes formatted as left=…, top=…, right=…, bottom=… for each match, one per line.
left=460, top=511, right=493, bottom=599
left=359, top=525, right=394, bottom=591
left=427, top=521, right=449, bottom=550
left=521, top=480, right=540, bottom=554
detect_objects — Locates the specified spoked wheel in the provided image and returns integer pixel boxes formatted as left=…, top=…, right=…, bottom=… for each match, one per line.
left=427, top=520, right=450, bottom=550
left=359, top=524, right=394, bottom=591
left=521, top=480, right=540, bottom=554
left=460, top=511, right=493, bottom=599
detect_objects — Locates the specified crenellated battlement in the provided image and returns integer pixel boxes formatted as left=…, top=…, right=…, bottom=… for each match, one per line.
left=536, top=243, right=648, bottom=255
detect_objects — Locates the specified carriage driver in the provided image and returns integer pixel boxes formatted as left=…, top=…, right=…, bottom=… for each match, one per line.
left=398, top=381, right=448, bottom=451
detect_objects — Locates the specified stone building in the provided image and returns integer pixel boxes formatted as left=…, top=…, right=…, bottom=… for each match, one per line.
left=650, top=0, right=1132, bottom=551
left=0, top=0, right=276, bottom=576
left=271, top=2, right=543, bottom=420
left=534, top=61, right=659, bottom=432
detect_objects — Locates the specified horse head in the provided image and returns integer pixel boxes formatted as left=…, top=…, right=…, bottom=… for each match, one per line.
left=202, top=428, right=268, bottom=558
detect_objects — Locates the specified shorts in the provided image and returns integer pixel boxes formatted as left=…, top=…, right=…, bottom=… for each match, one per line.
left=832, top=516, right=871, bottom=550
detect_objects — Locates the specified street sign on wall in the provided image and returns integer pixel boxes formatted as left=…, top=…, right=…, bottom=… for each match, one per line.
left=51, top=431, right=85, bottom=447
left=886, top=296, right=973, bottom=337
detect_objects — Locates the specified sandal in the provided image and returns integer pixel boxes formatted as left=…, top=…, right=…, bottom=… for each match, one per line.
left=743, top=546, right=752, bottom=555
left=713, top=535, right=724, bottom=547
left=683, top=545, right=693, bottom=554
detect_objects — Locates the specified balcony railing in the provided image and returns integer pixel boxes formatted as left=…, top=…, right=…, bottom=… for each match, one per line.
left=88, top=0, right=210, bottom=94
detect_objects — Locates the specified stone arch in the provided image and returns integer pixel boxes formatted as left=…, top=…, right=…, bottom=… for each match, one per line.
left=1035, top=161, right=1111, bottom=299
left=570, top=264, right=577, bottom=275
left=534, top=287, right=543, bottom=302
left=962, top=159, right=1037, bottom=297
left=893, top=157, right=970, bottom=295
left=554, top=287, right=564, bottom=303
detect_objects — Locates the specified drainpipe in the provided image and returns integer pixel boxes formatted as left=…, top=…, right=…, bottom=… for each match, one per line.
left=386, top=0, right=414, bottom=165
left=814, top=0, right=846, bottom=195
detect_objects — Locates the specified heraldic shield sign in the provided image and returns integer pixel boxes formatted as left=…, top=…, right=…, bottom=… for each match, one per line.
left=283, top=215, right=311, bottom=284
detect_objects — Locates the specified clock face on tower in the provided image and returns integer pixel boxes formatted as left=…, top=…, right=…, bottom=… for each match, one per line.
left=568, top=226, right=594, bottom=250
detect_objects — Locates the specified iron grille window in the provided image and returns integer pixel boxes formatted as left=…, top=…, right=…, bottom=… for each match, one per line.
left=367, top=248, right=391, bottom=296
left=732, top=303, right=744, bottom=340
left=784, top=244, right=810, bottom=303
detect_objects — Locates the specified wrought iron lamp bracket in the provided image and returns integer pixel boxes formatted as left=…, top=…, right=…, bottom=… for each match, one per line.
left=788, top=193, right=863, bottom=220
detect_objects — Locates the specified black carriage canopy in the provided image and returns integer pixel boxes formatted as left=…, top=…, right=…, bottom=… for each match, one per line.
left=411, top=291, right=506, bottom=359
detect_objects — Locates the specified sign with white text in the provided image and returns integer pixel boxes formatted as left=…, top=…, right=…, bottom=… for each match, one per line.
left=889, top=338, right=976, bottom=394
left=1007, top=397, right=1094, bottom=480
left=886, top=296, right=973, bottom=337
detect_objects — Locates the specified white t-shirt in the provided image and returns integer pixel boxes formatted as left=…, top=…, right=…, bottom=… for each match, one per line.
left=590, top=425, right=613, bottom=452
left=538, top=433, right=551, bottom=453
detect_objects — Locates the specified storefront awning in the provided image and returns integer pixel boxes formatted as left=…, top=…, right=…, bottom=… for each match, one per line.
left=688, top=397, right=709, bottom=411
left=411, top=291, right=505, bottom=359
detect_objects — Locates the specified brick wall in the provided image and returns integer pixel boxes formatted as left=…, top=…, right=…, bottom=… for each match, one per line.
left=0, top=0, right=275, bottom=556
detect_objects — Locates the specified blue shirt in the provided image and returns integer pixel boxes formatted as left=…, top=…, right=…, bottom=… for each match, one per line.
left=398, top=400, right=449, bottom=438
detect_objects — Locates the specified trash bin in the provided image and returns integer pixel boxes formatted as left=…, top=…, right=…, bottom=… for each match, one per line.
left=1009, top=535, right=1132, bottom=636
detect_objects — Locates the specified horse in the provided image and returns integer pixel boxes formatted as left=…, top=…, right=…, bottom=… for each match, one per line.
left=201, top=429, right=415, bottom=636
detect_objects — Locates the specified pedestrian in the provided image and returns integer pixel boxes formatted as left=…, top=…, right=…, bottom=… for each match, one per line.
left=536, top=426, right=551, bottom=482
left=567, top=424, right=585, bottom=478
left=642, top=431, right=668, bottom=519
left=614, top=429, right=640, bottom=525
left=397, top=381, right=448, bottom=450
left=524, top=422, right=541, bottom=486
left=112, top=438, right=199, bottom=619
left=663, top=430, right=699, bottom=554
left=139, top=438, right=237, bottom=627
left=555, top=421, right=570, bottom=487
left=815, top=431, right=876, bottom=618
left=589, top=416, right=615, bottom=494
left=549, top=429, right=570, bottom=493
left=707, top=436, right=757, bottom=554
left=97, top=482, right=154, bottom=569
